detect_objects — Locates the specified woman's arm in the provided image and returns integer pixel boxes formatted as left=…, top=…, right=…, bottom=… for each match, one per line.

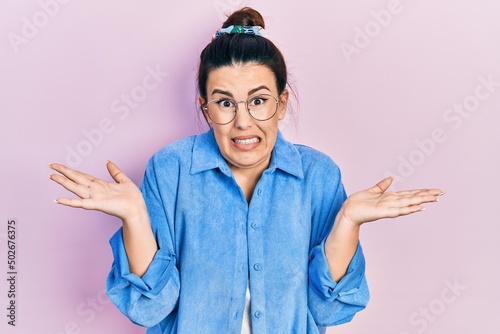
left=50, top=159, right=180, bottom=327
left=49, top=161, right=157, bottom=276
left=122, top=211, right=157, bottom=277
left=324, top=177, right=444, bottom=282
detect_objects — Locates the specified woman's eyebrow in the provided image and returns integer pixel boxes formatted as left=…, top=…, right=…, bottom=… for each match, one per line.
left=248, top=85, right=271, bottom=95
left=211, top=85, right=271, bottom=98
left=211, top=89, right=233, bottom=97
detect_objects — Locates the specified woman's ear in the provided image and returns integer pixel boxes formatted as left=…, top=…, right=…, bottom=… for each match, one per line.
left=199, top=96, right=211, bottom=125
left=277, top=89, right=289, bottom=120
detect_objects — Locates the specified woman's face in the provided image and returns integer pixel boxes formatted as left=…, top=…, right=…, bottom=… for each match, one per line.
left=200, top=63, right=288, bottom=174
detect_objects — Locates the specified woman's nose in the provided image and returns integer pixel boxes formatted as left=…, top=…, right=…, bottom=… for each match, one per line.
left=233, top=101, right=253, bottom=129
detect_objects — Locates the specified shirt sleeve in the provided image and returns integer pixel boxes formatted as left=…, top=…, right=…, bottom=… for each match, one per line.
left=106, top=155, right=180, bottom=328
left=307, top=155, right=369, bottom=326
left=308, top=241, right=369, bottom=326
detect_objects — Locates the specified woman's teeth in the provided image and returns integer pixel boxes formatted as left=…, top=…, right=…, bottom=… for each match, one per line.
left=234, top=137, right=259, bottom=144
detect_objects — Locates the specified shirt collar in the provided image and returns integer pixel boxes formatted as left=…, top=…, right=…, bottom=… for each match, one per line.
left=267, top=131, right=304, bottom=179
left=190, top=128, right=304, bottom=179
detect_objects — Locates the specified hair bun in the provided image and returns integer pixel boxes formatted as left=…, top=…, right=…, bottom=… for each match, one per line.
left=222, top=7, right=265, bottom=28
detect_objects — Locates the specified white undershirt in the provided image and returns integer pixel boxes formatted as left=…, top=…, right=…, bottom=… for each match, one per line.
left=241, top=285, right=252, bottom=333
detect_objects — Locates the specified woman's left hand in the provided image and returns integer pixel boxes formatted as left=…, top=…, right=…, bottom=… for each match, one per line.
left=339, top=177, right=444, bottom=227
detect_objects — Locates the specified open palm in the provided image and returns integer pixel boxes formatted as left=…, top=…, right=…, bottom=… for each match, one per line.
left=49, top=161, right=146, bottom=221
left=341, top=177, right=443, bottom=226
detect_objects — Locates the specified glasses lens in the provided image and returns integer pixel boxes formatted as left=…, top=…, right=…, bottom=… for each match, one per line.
left=205, top=94, right=279, bottom=124
left=206, top=99, right=236, bottom=124
left=248, top=94, right=279, bottom=121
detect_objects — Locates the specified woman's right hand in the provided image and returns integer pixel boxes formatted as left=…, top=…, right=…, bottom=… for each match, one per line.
left=49, top=161, right=146, bottom=222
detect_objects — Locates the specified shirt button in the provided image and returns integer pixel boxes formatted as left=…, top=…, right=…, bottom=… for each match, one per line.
left=257, top=189, right=263, bottom=196
left=254, top=311, right=262, bottom=318
left=253, top=263, right=262, bottom=271
left=251, top=222, right=259, bottom=229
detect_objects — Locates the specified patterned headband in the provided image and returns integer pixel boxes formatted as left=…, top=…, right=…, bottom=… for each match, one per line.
left=212, top=25, right=269, bottom=40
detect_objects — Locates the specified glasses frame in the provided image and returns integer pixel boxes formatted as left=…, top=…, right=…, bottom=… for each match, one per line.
left=203, top=93, right=280, bottom=125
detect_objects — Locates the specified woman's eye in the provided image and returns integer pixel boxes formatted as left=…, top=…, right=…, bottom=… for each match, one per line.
left=218, top=100, right=234, bottom=108
left=250, top=97, right=267, bottom=106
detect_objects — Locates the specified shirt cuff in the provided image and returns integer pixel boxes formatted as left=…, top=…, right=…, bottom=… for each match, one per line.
left=309, top=240, right=366, bottom=301
left=108, top=227, right=177, bottom=298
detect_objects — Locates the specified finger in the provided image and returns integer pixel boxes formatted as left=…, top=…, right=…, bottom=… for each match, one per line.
left=395, top=189, right=429, bottom=196
left=49, top=173, right=90, bottom=199
left=49, top=163, right=95, bottom=186
left=397, top=205, right=424, bottom=216
left=373, top=176, right=393, bottom=194
left=395, top=194, right=439, bottom=208
left=429, top=189, right=445, bottom=196
left=106, top=160, right=131, bottom=184
left=54, top=197, right=97, bottom=210
left=396, top=188, right=444, bottom=197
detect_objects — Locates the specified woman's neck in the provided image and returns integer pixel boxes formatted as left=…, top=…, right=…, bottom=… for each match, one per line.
left=230, top=163, right=268, bottom=203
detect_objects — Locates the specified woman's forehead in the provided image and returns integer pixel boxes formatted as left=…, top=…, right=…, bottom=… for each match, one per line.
left=207, top=64, right=277, bottom=95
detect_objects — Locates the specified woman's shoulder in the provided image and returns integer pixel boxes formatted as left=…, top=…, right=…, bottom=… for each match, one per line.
left=289, top=143, right=344, bottom=189
left=293, top=143, right=341, bottom=171
left=154, top=135, right=196, bottom=157
left=145, top=134, right=199, bottom=171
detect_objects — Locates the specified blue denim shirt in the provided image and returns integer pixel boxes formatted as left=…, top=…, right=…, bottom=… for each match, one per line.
left=106, top=128, right=369, bottom=334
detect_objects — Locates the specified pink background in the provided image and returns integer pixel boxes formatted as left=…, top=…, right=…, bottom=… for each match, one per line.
left=1, top=0, right=499, bottom=333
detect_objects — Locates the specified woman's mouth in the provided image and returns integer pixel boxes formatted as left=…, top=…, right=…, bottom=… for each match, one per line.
left=233, top=137, right=260, bottom=145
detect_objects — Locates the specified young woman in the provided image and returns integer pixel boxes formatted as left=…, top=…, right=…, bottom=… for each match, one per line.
left=49, top=7, right=443, bottom=334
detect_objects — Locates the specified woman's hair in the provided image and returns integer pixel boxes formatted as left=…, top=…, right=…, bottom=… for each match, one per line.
left=197, top=7, right=288, bottom=102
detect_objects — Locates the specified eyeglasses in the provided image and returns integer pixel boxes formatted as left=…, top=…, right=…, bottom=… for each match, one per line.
left=203, top=94, right=280, bottom=125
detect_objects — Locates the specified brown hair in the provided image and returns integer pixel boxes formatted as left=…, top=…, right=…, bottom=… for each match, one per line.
left=197, top=7, right=288, bottom=103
